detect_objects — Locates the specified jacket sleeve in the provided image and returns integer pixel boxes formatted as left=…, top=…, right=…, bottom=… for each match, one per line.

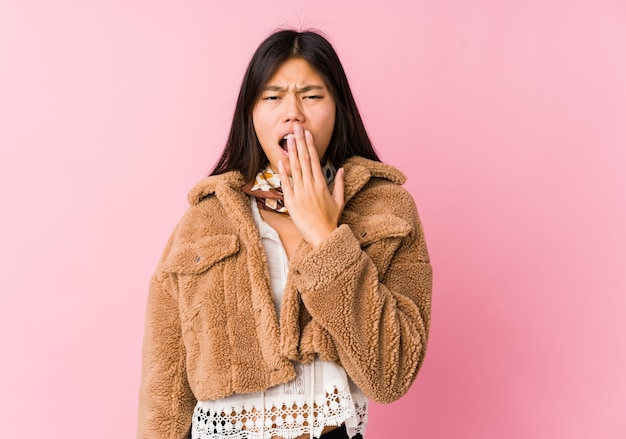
left=137, top=269, right=196, bottom=438
left=288, top=188, right=432, bottom=404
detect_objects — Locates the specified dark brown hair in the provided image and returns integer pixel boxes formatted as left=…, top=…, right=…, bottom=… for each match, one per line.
left=211, top=29, right=380, bottom=181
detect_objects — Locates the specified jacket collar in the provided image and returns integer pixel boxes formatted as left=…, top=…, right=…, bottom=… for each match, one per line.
left=187, top=170, right=246, bottom=206
left=340, top=156, right=406, bottom=204
left=187, top=156, right=407, bottom=206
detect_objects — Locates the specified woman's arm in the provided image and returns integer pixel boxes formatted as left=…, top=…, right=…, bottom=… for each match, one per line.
left=288, top=187, right=432, bottom=403
left=278, top=125, right=432, bottom=403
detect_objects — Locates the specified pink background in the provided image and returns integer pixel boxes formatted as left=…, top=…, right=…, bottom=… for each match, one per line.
left=1, top=1, right=625, bottom=438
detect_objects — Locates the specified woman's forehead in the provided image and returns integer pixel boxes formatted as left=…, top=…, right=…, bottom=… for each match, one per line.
left=265, top=58, right=326, bottom=87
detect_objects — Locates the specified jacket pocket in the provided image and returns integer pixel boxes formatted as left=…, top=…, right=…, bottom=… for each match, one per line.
left=344, top=211, right=413, bottom=276
left=344, top=211, right=412, bottom=246
left=162, top=234, right=239, bottom=275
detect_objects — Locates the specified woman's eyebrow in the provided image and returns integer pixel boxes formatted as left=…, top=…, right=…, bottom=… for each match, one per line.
left=296, top=85, right=324, bottom=93
left=263, top=84, right=325, bottom=92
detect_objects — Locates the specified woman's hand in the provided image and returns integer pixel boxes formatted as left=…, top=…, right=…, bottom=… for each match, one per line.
left=278, top=124, right=345, bottom=248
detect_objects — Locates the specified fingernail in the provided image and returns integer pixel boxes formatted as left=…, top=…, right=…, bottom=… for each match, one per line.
left=305, top=130, right=312, bottom=139
left=294, top=125, right=303, bottom=135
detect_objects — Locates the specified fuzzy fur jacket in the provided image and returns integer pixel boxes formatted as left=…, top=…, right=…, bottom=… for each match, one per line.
left=137, top=156, right=432, bottom=438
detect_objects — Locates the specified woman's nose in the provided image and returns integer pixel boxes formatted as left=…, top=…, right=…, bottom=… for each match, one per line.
left=283, top=95, right=304, bottom=122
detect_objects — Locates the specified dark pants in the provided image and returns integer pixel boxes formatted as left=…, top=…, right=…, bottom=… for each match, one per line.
left=319, top=424, right=363, bottom=439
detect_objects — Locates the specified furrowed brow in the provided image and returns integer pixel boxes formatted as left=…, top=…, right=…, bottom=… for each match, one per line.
left=263, top=85, right=325, bottom=93
left=264, top=85, right=287, bottom=92
left=296, top=85, right=324, bottom=93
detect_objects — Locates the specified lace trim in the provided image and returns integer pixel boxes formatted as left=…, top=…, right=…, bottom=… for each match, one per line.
left=192, top=386, right=367, bottom=439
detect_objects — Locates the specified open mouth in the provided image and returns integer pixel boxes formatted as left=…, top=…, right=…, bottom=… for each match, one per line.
left=279, top=133, right=294, bottom=150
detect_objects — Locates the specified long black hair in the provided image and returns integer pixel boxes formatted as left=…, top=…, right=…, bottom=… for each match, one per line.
left=211, top=29, right=380, bottom=181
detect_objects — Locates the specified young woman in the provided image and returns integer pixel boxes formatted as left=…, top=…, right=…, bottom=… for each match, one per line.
left=137, top=29, right=432, bottom=439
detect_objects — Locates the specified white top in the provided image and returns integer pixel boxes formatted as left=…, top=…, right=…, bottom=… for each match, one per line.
left=190, top=198, right=368, bottom=439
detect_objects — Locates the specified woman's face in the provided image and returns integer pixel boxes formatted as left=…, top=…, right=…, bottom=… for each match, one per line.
left=252, top=57, right=336, bottom=176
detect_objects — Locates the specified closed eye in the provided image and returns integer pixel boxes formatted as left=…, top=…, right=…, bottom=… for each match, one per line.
left=304, top=95, right=323, bottom=99
left=263, top=96, right=280, bottom=101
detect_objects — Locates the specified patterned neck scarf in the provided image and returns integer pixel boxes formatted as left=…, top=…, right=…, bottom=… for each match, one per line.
left=241, top=161, right=336, bottom=216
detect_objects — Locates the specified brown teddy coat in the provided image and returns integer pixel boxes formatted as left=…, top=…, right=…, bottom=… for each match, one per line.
left=137, top=156, right=432, bottom=438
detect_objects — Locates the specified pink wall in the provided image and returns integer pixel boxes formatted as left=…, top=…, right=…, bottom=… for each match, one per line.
left=1, top=1, right=625, bottom=437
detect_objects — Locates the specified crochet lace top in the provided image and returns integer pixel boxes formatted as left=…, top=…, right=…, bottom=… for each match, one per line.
left=190, top=198, right=368, bottom=439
